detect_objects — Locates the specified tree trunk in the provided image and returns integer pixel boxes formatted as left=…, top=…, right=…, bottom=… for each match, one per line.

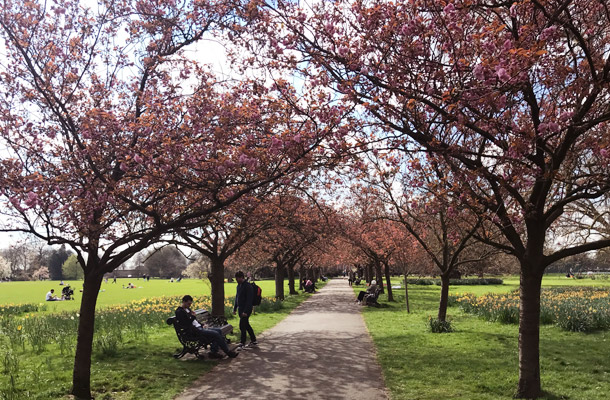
left=299, top=266, right=304, bottom=290
left=208, top=257, right=226, bottom=317
left=71, top=271, right=104, bottom=399
left=516, top=268, right=544, bottom=398
left=375, top=261, right=384, bottom=294
left=275, top=261, right=285, bottom=300
left=404, top=273, right=410, bottom=313
left=437, top=273, right=450, bottom=321
left=313, top=268, right=320, bottom=282
left=384, top=261, right=394, bottom=301
left=287, top=263, right=298, bottom=295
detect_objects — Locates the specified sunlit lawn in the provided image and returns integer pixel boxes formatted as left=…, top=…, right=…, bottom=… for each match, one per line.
left=0, top=278, right=317, bottom=399
left=0, top=278, right=283, bottom=312
left=357, top=274, right=610, bottom=400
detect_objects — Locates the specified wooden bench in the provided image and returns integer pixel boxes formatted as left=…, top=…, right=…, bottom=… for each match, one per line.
left=364, top=288, right=382, bottom=307
left=166, top=309, right=233, bottom=359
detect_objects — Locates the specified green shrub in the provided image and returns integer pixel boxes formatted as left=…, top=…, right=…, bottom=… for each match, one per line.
left=427, top=316, right=453, bottom=333
left=256, top=297, right=284, bottom=312
left=447, top=278, right=504, bottom=285
left=95, top=331, right=122, bottom=357
left=408, top=278, right=503, bottom=286
left=452, top=288, right=610, bottom=332
left=407, top=279, right=435, bottom=285
left=0, top=303, right=47, bottom=317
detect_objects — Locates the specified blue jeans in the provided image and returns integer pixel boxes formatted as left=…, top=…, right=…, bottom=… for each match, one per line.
left=196, top=327, right=229, bottom=354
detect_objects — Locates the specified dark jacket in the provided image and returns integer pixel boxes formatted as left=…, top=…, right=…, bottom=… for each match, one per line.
left=175, top=306, right=198, bottom=334
left=234, top=281, right=254, bottom=316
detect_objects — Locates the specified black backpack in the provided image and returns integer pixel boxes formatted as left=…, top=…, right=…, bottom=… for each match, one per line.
left=251, top=281, right=262, bottom=306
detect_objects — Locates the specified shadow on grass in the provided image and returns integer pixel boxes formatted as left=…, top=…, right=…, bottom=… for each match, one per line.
left=539, top=390, right=571, bottom=400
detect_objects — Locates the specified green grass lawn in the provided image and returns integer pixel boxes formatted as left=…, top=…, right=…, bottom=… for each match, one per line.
left=0, top=278, right=288, bottom=312
left=0, top=278, right=318, bottom=399
left=357, top=275, right=610, bottom=400
left=0, top=278, right=276, bottom=312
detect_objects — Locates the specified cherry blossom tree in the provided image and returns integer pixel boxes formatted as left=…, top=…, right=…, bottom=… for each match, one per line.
left=230, top=193, right=332, bottom=299
left=360, top=151, right=499, bottom=320
left=172, top=196, right=276, bottom=316
left=0, top=1, right=349, bottom=397
left=244, top=0, right=610, bottom=396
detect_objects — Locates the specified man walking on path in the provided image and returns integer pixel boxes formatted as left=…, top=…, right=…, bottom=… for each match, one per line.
left=234, top=271, right=257, bottom=349
left=177, top=278, right=388, bottom=400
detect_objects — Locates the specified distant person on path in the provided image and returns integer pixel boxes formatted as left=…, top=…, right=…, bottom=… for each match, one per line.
left=46, top=289, right=63, bottom=301
left=176, top=295, right=238, bottom=359
left=357, top=280, right=378, bottom=303
left=112, top=276, right=117, bottom=283
left=234, top=271, right=257, bottom=349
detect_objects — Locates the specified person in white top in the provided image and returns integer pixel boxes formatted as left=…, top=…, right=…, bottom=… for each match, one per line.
left=46, top=289, right=62, bottom=301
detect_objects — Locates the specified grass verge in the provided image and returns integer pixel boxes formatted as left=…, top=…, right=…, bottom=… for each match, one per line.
left=357, top=277, right=610, bottom=400
left=0, top=281, right=312, bottom=399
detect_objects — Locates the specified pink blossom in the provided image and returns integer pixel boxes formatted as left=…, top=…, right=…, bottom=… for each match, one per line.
left=540, top=26, right=557, bottom=41
left=473, top=64, right=485, bottom=81
left=443, top=3, right=455, bottom=13
left=538, top=123, right=548, bottom=132
left=601, top=149, right=608, bottom=158
left=496, top=68, right=511, bottom=82
left=270, top=136, right=283, bottom=153
left=547, top=122, right=560, bottom=133
left=134, top=154, right=143, bottom=163
left=25, top=192, right=39, bottom=208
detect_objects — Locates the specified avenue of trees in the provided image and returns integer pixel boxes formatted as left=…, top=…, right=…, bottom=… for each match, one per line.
left=1, top=0, right=610, bottom=399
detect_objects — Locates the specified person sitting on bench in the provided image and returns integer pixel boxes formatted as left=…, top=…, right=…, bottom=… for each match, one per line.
left=175, top=295, right=238, bottom=359
left=356, top=280, right=378, bottom=303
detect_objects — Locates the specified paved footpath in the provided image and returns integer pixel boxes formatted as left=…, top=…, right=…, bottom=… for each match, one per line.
left=176, top=278, right=388, bottom=400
